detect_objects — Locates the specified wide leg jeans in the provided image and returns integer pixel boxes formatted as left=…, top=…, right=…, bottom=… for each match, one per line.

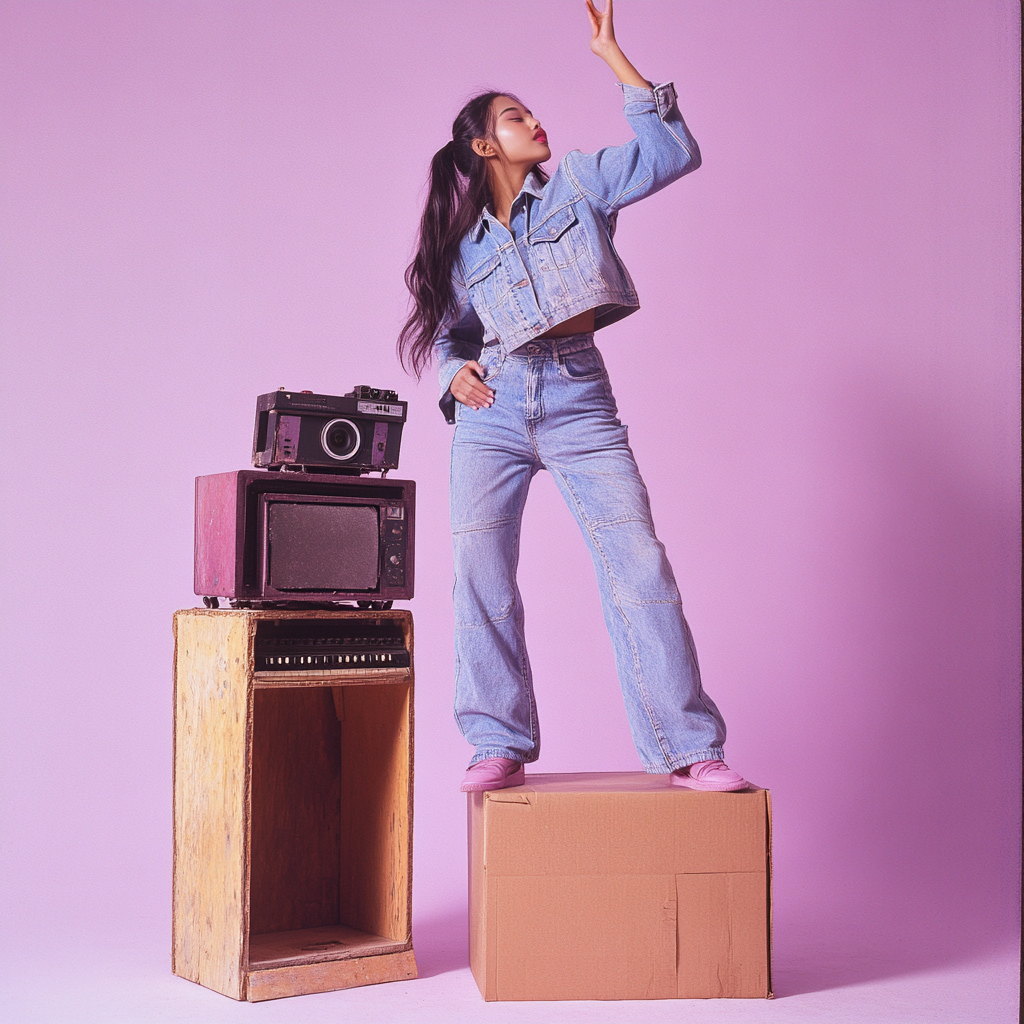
left=449, top=334, right=726, bottom=773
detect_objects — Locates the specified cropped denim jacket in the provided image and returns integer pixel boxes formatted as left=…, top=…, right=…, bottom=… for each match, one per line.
left=435, top=81, right=700, bottom=423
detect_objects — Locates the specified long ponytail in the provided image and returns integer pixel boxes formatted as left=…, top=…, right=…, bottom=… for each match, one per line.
left=398, top=91, right=548, bottom=378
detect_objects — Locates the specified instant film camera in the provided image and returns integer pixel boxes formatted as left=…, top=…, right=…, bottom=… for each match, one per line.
left=252, top=386, right=407, bottom=474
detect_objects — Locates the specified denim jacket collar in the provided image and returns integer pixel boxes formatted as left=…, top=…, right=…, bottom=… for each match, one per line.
left=470, top=170, right=546, bottom=242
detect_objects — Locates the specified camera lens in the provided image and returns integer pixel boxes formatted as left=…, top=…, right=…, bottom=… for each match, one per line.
left=320, top=418, right=361, bottom=460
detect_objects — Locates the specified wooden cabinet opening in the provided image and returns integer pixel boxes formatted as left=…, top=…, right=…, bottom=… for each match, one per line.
left=247, top=682, right=412, bottom=971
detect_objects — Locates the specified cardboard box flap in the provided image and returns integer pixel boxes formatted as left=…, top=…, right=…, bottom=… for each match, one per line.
left=482, top=783, right=768, bottom=876
left=493, top=875, right=678, bottom=1001
left=676, top=872, right=769, bottom=998
left=486, top=791, right=532, bottom=804
left=515, top=771, right=764, bottom=795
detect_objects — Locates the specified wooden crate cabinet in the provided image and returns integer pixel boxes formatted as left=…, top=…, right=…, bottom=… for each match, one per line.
left=172, top=608, right=416, bottom=1001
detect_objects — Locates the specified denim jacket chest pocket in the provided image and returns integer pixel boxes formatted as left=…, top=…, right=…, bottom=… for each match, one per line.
left=464, top=252, right=508, bottom=313
left=528, top=204, right=584, bottom=270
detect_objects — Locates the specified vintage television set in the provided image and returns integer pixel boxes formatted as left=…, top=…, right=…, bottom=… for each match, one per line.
left=195, top=469, right=415, bottom=607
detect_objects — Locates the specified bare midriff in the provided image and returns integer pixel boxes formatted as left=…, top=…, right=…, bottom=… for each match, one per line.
left=537, top=308, right=596, bottom=338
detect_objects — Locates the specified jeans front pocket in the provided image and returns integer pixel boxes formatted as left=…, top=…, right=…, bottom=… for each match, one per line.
left=479, top=349, right=504, bottom=384
left=557, top=345, right=606, bottom=380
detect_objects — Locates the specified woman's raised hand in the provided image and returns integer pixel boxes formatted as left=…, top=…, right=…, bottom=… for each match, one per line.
left=451, top=361, right=495, bottom=410
left=585, top=0, right=617, bottom=58
left=585, top=1, right=651, bottom=88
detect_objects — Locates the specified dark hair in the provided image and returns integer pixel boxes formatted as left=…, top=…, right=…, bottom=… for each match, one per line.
left=397, top=91, right=548, bottom=378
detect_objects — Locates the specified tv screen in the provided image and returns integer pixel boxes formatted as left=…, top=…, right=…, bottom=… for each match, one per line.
left=266, top=501, right=379, bottom=591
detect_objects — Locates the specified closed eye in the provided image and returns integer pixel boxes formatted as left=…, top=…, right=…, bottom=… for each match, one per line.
left=498, top=106, right=534, bottom=119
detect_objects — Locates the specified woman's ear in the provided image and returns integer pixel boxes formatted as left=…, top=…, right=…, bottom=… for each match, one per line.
left=471, top=138, right=496, bottom=158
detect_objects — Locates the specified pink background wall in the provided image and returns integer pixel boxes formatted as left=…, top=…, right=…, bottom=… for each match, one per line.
left=1, top=0, right=1019, bottom=1016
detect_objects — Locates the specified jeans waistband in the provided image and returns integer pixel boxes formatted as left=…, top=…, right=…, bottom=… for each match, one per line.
left=508, top=332, right=596, bottom=358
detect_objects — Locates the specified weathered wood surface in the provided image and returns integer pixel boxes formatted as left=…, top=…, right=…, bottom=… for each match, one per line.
left=172, top=610, right=253, bottom=1000
left=249, top=688, right=341, bottom=936
left=172, top=608, right=416, bottom=1001
left=248, top=924, right=407, bottom=969
left=337, top=681, right=413, bottom=943
left=246, top=949, right=418, bottom=1002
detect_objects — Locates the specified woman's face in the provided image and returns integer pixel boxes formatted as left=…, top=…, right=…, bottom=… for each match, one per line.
left=487, top=96, right=550, bottom=167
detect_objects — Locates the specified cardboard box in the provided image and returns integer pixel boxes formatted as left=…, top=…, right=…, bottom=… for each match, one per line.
left=468, top=772, right=771, bottom=1001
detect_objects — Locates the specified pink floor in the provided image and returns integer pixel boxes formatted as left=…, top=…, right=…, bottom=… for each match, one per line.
left=2, top=916, right=1018, bottom=1024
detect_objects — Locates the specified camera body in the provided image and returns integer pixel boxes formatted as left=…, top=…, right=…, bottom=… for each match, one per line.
left=252, top=387, right=407, bottom=475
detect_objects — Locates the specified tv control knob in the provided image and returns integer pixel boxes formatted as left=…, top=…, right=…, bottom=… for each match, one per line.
left=389, top=554, right=402, bottom=566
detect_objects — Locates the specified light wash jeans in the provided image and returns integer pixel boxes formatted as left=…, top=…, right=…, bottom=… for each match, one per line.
left=449, top=333, right=727, bottom=773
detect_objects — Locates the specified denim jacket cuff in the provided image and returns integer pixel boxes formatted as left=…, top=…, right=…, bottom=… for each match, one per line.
left=439, top=391, right=457, bottom=425
left=620, top=81, right=678, bottom=121
left=438, top=357, right=467, bottom=400
left=438, top=356, right=467, bottom=424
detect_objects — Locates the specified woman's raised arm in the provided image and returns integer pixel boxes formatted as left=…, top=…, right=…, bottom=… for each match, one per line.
left=585, top=0, right=650, bottom=88
left=562, top=1, right=700, bottom=212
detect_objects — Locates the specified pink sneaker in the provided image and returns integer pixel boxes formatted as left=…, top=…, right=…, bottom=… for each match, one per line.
left=671, top=759, right=750, bottom=792
left=460, top=757, right=525, bottom=793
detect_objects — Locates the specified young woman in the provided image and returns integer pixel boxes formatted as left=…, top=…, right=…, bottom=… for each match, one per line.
left=399, top=0, right=748, bottom=794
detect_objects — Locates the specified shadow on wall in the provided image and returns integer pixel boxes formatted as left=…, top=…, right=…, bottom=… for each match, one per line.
left=773, top=369, right=1020, bottom=996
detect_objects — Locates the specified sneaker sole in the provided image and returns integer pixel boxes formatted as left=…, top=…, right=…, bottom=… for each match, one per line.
left=460, top=765, right=526, bottom=793
left=671, top=774, right=750, bottom=792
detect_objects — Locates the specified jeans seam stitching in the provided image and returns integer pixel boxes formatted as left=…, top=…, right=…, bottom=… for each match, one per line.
left=509, top=495, right=538, bottom=747
left=683, top=616, right=719, bottom=722
left=455, top=609, right=515, bottom=629
left=452, top=519, right=518, bottom=534
left=551, top=465, right=674, bottom=769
